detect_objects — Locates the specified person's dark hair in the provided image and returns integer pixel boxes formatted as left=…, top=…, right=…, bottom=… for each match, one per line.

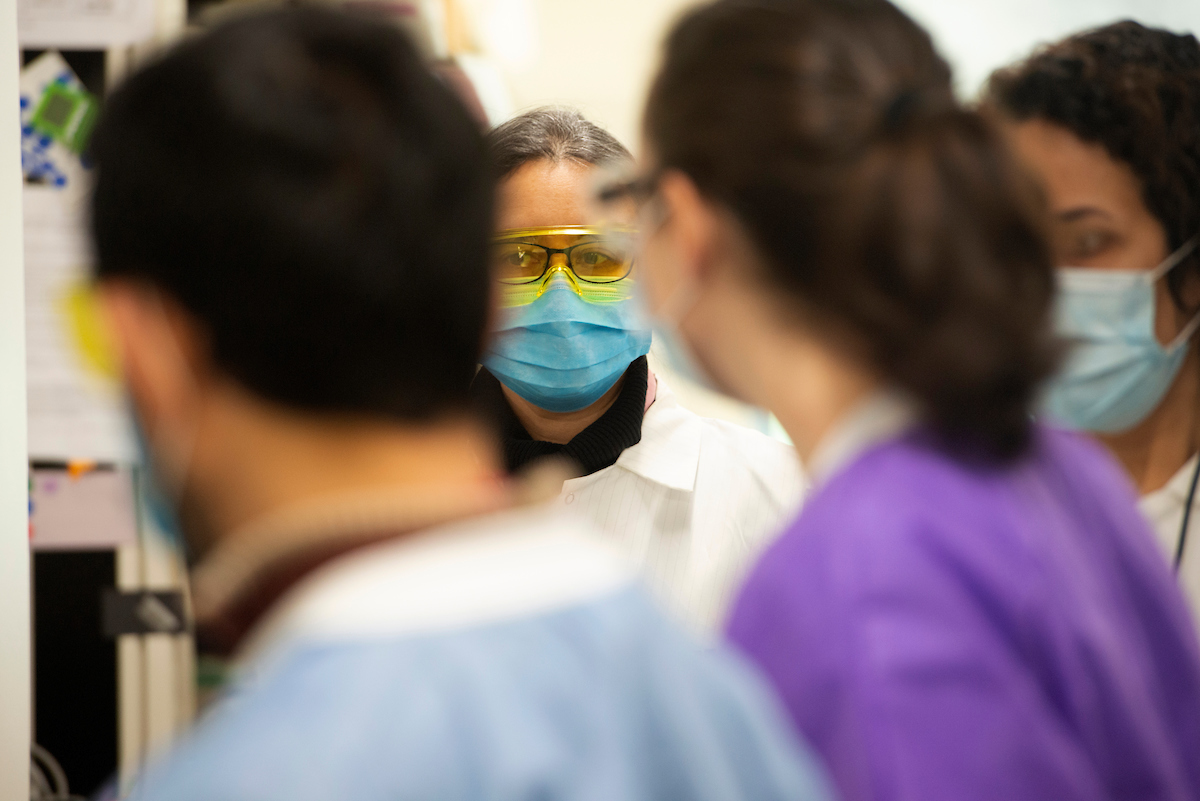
left=90, top=7, right=492, bottom=420
left=645, top=0, right=1059, bottom=461
left=986, top=20, right=1200, bottom=314
left=487, top=106, right=631, bottom=180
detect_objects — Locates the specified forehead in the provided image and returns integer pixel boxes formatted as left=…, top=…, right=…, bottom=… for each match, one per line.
left=496, top=159, right=598, bottom=231
left=1006, top=118, right=1146, bottom=219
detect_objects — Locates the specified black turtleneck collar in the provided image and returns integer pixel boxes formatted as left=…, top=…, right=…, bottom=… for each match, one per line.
left=471, top=357, right=648, bottom=476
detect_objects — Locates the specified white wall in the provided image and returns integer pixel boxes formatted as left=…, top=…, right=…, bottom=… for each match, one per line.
left=897, top=0, right=1200, bottom=98
left=0, top=0, right=28, bottom=794
left=472, top=0, right=693, bottom=150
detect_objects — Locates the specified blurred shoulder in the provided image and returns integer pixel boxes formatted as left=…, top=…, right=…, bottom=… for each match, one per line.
left=787, top=423, right=1143, bottom=564
left=767, top=432, right=1012, bottom=573
left=136, top=590, right=831, bottom=801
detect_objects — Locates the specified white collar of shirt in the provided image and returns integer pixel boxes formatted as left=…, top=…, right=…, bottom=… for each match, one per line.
left=1140, top=453, right=1200, bottom=555
left=235, top=503, right=633, bottom=674
left=1143, top=453, right=1200, bottom=509
left=806, top=390, right=919, bottom=486
left=611, top=377, right=703, bottom=492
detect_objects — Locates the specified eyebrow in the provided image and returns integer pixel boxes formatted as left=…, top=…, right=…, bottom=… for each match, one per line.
left=1055, top=206, right=1112, bottom=222
left=495, top=233, right=604, bottom=243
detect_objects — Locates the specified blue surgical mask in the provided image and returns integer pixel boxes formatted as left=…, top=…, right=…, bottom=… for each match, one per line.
left=125, top=300, right=198, bottom=560
left=483, top=275, right=652, bottom=412
left=648, top=279, right=719, bottom=393
left=1042, top=236, right=1200, bottom=433
left=133, top=419, right=185, bottom=543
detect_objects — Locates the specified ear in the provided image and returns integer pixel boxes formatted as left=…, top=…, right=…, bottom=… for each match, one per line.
left=96, top=280, right=210, bottom=439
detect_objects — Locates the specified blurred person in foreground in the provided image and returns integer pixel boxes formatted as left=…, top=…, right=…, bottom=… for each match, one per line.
left=988, top=21, right=1200, bottom=633
left=608, top=0, right=1200, bottom=798
left=473, top=107, right=802, bottom=632
left=92, top=9, right=830, bottom=800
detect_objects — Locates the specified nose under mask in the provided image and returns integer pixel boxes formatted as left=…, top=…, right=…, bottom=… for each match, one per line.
left=1041, top=236, right=1200, bottom=433
left=483, top=276, right=652, bottom=413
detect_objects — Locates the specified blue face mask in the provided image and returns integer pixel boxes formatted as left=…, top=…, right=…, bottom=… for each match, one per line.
left=131, top=412, right=190, bottom=560
left=483, top=275, right=652, bottom=413
left=646, top=278, right=719, bottom=394
left=1042, top=237, right=1200, bottom=433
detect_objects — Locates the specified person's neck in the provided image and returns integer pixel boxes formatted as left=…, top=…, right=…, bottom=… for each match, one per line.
left=193, top=389, right=502, bottom=546
left=1098, top=348, right=1200, bottom=495
left=746, top=334, right=879, bottom=465
left=501, top=378, right=624, bottom=445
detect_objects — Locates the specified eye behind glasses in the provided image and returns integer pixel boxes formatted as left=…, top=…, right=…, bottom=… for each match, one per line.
left=490, top=239, right=633, bottom=284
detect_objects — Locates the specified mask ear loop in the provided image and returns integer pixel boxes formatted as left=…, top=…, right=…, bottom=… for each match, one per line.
left=1147, top=234, right=1200, bottom=283
left=1148, top=234, right=1200, bottom=351
left=1145, top=234, right=1200, bottom=572
left=1169, top=311, right=1200, bottom=351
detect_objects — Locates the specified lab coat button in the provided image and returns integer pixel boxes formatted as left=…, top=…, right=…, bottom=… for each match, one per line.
left=565, top=494, right=575, bottom=505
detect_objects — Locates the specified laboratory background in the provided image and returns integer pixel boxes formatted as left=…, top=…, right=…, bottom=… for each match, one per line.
left=1, top=0, right=1199, bottom=799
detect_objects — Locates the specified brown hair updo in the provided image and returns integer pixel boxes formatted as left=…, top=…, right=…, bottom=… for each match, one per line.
left=645, top=0, right=1059, bottom=461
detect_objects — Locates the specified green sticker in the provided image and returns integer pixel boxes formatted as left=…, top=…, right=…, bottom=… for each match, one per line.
left=31, top=82, right=98, bottom=155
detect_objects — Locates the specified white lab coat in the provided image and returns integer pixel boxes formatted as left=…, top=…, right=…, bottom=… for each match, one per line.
left=1141, top=453, right=1200, bottom=632
left=556, top=377, right=804, bottom=632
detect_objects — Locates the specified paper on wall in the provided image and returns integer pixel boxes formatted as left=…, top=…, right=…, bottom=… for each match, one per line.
left=18, top=0, right=156, bottom=48
left=25, top=185, right=135, bottom=463
left=20, top=51, right=95, bottom=190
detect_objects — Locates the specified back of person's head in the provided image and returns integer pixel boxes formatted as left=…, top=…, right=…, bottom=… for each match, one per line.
left=90, top=7, right=492, bottom=420
left=487, top=106, right=631, bottom=180
left=645, top=0, right=1058, bottom=461
left=986, top=20, right=1200, bottom=313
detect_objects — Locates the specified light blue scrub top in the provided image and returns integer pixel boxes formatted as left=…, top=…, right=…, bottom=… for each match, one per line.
left=129, top=506, right=830, bottom=801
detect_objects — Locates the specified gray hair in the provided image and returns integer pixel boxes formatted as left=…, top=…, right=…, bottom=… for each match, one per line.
left=486, top=106, right=632, bottom=179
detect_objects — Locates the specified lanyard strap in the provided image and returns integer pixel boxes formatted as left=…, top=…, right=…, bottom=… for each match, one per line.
left=1174, top=455, right=1200, bottom=571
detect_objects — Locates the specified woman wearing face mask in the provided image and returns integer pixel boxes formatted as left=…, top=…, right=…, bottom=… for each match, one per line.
left=472, top=107, right=802, bottom=631
left=621, top=0, right=1200, bottom=798
left=987, top=22, right=1200, bottom=629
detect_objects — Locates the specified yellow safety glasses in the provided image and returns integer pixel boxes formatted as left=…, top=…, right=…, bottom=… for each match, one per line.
left=492, top=225, right=637, bottom=308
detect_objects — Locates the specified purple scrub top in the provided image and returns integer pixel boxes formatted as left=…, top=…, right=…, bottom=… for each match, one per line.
left=728, top=425, right=1200, bottom=801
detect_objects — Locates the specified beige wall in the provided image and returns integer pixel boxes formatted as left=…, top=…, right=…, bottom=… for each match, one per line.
left=485, top=0, right=695, bottom=152
left=900, top=0, right=1200, bottom=98
left=483, top=0, right=1200, bottom=148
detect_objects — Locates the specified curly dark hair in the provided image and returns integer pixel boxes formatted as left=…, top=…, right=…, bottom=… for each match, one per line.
left=645, top=0, right=1060, bottom=461
left=986, top=20, right=1200, bottom=312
